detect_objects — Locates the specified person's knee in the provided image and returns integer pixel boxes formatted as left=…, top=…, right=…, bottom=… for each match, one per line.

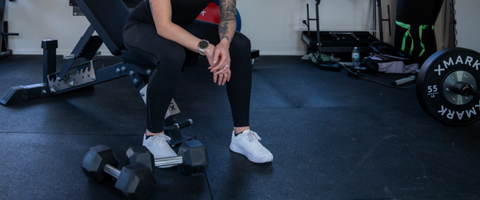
left=231, top=32, right=251, bottom=52
left=156, top=44, right=186, bottom=69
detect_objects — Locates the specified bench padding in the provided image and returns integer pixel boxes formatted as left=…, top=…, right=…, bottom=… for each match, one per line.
left=74, top=0, right=130, bottom=55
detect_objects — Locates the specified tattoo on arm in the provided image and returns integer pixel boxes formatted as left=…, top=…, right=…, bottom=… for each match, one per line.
left=219, top=22, right=230, bottom=41
left=219, top=0, right=237, bottom=41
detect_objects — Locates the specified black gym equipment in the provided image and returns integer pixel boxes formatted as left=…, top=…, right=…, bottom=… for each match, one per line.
left=152, top=140, right=209, bottom=176
left=144, top=116, right=207, bottom=175
left=301, top=0, right=379, bottom=71
left=0, top=0, right=258, bottom=106
left=344, top=44, right=480, bottom=125
left=125, top=136, right=209, bottom=176
left=301, top=0, right=340, bottom=71
left=81, top=145, right=156, bottom=200
left=154, top=156, right=184, bottom=168
left=125, top=146, right=155, bottom=173
left=0, top=0, right=18, bottom=61
left=125, top=120, right=208, bottom=176
left=374, top=0, right=392, bottom=43
left=176, top=140, right=209, bottom=176
left=150, top=121, right=209, bottom=176
left=0, top=0, right=252, bottom=146
left=416, top=47, right=480, bottom=126
left=0, top=0, right=214, bottom=165
left=153, top=139, right=209, bottom=176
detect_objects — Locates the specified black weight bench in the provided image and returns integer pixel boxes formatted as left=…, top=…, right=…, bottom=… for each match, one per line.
left=0, top=0, right=161, bottom=105
left=1, top=0, right=258, bottom=105
left=74, top=0, right=198, bottom=108
left=1, top=0, right=204, bottom=145
left=1, top=0, right=258, bottom=146
left=73, top=0, right=200, bottom=145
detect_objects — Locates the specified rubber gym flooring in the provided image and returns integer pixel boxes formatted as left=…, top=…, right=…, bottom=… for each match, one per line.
left=1, top=55, right=480, bottom=200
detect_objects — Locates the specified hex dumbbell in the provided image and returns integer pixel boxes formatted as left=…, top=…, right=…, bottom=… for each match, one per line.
left=124, top=143, right=208, bottom=176
left=124, top=145, right=155, bottom=172
left=154, top=140, right=209, bottom=176
left=176, top=140, right=209, bottom=176
left=155, top=118, right=209, bottom=175
left=81, top=145, right=156, bottom=200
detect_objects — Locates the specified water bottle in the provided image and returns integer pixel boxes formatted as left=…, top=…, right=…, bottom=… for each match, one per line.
left=351, top=47, right=360, bottom=68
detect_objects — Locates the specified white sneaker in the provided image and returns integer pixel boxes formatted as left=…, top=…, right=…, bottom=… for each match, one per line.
left=142, top=134, right=178, bottom=168
left=229, top=130, right=273, bottom=163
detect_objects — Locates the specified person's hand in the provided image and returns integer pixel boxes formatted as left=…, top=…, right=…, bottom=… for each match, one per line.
left=212, top=64, right=231, bottom=86
left=206, top=42, right=231, bottom=85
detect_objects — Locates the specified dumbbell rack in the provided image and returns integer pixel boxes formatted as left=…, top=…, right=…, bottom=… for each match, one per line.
left=374, top=0, right=392, bottom=43
left=0, top=0, right=19, bottom=61
left=301, top=0, right=379, bottom=54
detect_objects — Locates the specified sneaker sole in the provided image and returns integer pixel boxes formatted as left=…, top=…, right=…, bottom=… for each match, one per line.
left=229, top=143, right=273, bottom=163
left=155, top=164, right=177, bottom=169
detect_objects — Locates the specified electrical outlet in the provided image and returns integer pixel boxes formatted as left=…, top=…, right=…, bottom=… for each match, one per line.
left=300, top=17, right=308, bottom=30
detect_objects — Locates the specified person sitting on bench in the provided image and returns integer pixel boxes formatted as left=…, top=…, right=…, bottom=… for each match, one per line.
left=123, top=0, right=273, bottom=165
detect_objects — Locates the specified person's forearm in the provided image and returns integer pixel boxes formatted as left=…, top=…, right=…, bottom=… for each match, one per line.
left=156, top=22, right=203, bottom=52
left=218, top=0, right=237, bottom=47
left=149, top=0, right=203, bottom=53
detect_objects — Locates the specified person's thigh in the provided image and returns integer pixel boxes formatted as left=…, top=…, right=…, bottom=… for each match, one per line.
left=124, top=22, right=186, bottom=66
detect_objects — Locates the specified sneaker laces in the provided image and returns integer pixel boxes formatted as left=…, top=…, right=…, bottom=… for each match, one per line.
left=245, top=130, right=262, bottom=142
left=152, top=134, right=172, bottom=149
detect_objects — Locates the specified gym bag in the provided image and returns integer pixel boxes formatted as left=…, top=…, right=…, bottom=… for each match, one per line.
left=362, top=41, right=420, bottom=74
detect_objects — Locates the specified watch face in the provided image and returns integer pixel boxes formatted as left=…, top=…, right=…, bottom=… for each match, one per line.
left=199, top=40, right=209, bottom=48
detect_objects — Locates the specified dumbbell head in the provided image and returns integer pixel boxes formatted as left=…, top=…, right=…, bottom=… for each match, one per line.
left=125, top=146, right=155, bottom=173
left=177, top=140, right=209, bottom=176
left=81, top=144, right=118, bottom=183
left=115, top=162, right=156, bottom=200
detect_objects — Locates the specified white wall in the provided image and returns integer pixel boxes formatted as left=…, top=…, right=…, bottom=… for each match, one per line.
left=237, top=0, right=382, bottom=55
left=5, top=0, right=401, bottom=56
left=6, top=0, right=94, bottom=55
left=455, top=0, right=480, bottom=53
left=6, top=0, right=388, bottom=56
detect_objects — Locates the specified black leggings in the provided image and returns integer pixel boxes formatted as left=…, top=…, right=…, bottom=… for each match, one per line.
left=123, top=19, right=252, bottom=133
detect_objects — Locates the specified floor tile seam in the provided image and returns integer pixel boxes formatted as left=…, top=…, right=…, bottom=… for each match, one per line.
left=203, top=172, right=215, bottom=200
left=247, top=105, right=420, bottom=110
left=335, top=194, right=480, bottom=200
left=0, top=131, right=141, bottom=137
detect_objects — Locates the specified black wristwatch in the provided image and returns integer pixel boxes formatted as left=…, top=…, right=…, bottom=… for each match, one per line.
left=198, top=39, right=209, bottom=56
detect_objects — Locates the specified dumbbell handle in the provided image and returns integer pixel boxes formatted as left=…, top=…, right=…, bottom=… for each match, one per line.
left=155, top=156, right=183, bottom=168
left=163, top=119, right=193, bottom=132
left=392, top=75, right=416, bottom=86
left=104, top=164, right=121, bottom=179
